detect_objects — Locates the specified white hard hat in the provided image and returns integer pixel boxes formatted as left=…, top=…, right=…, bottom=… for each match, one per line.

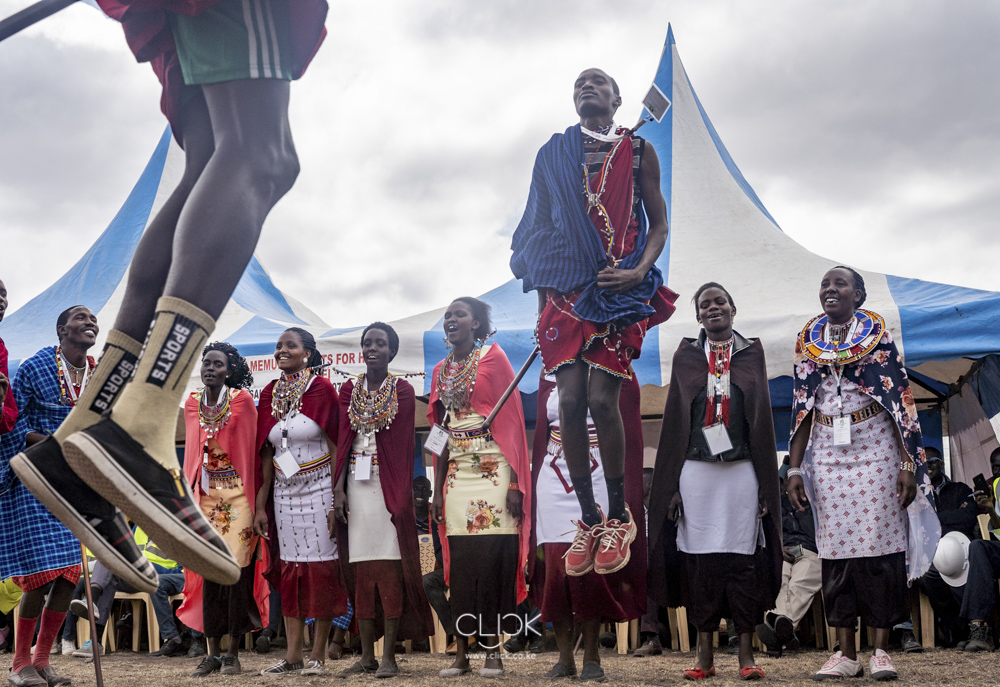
left=933, top=531, right=971, bottom=587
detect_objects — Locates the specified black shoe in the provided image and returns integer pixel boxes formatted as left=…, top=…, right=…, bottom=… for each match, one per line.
left=771, top=613, right=795, bottom=645
left=63, top=419, right=239, bottom=585
left=900, top=630, right=923, bottom=653
left=70, top=598, right=99, bottom=623
left=503, top=636, right=526, bottom=653
left=187, top=638, right=207, bottom=657
left=11, top=437, right=160, bottom=593
left=964, top=623, right=993, bottom=652
left=190, top=656, right=222, bottom=677
left=528, top=636, right=546, bottom=653
left=544, top=662, right=577, bottom=678
left=726, top=634, right=740, bottom=655
left=220, top=655, right=241, bottom=675
left=255, top=632, right=272, bottom=654
left=755, top=622, right=782, bottom=657
left=150, top=636, right=186, bottom=657
left=579, top=662, right=605, bottom=682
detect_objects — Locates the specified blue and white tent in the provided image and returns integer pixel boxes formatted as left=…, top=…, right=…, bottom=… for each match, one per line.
left=0, top=128, right=331, bottom=392
left=4, top=26, right=998, bottom=439
left=316, top=25, right=1000, bottom=437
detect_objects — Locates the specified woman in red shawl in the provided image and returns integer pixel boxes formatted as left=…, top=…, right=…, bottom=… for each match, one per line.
left=333, top=322, right=433, bottom=678
left=177, top=342, right=267, bottom=677
left=429, top=297, right=531, bottom=679
left=252, top=327, right=348, bottom=677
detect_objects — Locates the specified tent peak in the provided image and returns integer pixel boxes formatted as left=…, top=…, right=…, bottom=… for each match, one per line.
left=666, top=24, right=675, bottom=46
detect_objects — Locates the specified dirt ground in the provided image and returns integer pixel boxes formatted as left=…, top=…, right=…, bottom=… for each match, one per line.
left=4, top=645, right=994, bottom=687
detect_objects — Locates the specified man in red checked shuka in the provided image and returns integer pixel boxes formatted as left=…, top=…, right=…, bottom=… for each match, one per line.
left=510, top=68, right=676, bottom=579
left=12, top=0, right=329, bottom=592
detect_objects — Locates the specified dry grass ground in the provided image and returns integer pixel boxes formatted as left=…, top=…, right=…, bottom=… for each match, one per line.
left=4, top=646, right=994, bottom=687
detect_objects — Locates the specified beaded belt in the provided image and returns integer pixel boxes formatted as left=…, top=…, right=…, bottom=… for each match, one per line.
left=349, top=451, right=380, bottom=476
left=547, top=427, right=599, bottom=454
left=815, top=402, right=882, bottom=427
left=448, top=425, right=494, bottom=451
left=273, top=452, right=331, bottom=475
left=206, top=466, right=242, bottom=490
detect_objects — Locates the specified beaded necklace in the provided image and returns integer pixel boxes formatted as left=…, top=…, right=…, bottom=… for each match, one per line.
left=347, top=374, right=399, bottom=446
left=198, top=386, right=232, bottom=438
left=703, top=336, right=734, bottom=427
left=437, top=346, right=481, bottom=413
left=271, top=368, right=312, bottom=419
left=55, top=347, right=94, bottom=406
left=582, top=124, right=630, bottom=259
left=798, top=309, right=884, bottom=367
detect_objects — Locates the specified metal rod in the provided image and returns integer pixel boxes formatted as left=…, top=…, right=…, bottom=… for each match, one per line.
left=79, top=544, right=104, bottom=687
left=481, top=344, right=540, bottom=432
left=0, top=0, right=79, bottom=44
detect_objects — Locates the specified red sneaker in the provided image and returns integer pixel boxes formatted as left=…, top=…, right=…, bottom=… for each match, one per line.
left=564, top=517, right=603, bottom=577
left=593, top=506, right=637, bottom=575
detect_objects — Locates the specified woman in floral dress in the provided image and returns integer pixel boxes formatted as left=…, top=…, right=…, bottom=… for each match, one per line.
left=178, top=342, right=267, bottom=677
left=787, top=266, right=939, bottom=682
left=429, top=297, right=531, bottom=679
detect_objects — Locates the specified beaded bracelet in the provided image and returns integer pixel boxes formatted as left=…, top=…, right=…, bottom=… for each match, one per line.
left=508, top=482, right=519, bottom=490
left=900, top=461, right=916, bottom=473
left=785, top=467, right=803, bottom=479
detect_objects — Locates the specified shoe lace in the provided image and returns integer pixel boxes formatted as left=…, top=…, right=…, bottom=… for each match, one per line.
left=221, top=656, right=237, bottom=666
left=870, top=652, right=892, bottom=669
left=563, top=522, right=601, bottom=557
left=820, top=653, right=846, bottom=670
left=598, top=522, right=628, bottom=553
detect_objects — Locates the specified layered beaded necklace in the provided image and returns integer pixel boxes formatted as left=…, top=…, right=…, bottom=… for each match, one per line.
left=55, top=347, right=94, bottom=406
left=198, top=386, right=232, bottom=438
left=798, top=310, right=884, bottom=367
left=704, top=336, right=734, bottom=427
left=271, top=368, right=312, bottom=419
left=347, top=373, right=399, bottom=446
left=437, top=346, right=481, bottom=412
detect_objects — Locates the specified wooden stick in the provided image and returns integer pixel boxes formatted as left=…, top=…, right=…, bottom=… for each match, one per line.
left=481, top=344, right=539, bottom=432
left=0, top=0, right=79, bottom=44
left=79, top=544, right=104, bottom=687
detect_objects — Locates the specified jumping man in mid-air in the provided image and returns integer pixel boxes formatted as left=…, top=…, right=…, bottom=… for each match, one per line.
left=13, top=0, right=329, bottom=587
left=510, top=68, right=676, bottom=577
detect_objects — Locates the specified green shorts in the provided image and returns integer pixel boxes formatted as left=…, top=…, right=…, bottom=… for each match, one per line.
left=170, top=0, right=293, bottom=86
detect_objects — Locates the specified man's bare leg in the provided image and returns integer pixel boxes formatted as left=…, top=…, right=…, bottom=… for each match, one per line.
left=62, top=78, right=299, bottom=585
left=587, top=369, right=625, bottom=522
left=556, top=361, right=602, bottom=527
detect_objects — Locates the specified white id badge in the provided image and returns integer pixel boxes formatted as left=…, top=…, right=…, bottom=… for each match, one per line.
left=275, top=450, right=301, bottom=477
left=354, top=453, right=372, bottom=481
left=425, top=424, right=450, bottom=456
left=201, top=466, right=210, bottom=494
left=833, top=416, right=851, bottom=446
left=702, top=422, right=733, bottom=455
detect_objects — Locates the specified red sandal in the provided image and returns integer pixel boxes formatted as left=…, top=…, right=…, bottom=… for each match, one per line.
left=683, top=666, right=716, bottom=680
left=740, top=666, right=766, bottom=680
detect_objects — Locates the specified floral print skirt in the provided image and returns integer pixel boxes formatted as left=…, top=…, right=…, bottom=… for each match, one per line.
left=443, top=415, right=517, bottom=537
left=200, top=474, right=256, bottom=568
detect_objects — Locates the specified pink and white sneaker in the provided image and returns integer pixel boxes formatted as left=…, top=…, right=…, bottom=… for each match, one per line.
left=564, top=517, right=603, bottom=577
left=812, top=651, right=863, bottom=681
left=868, top=649, right=898, bottom=681
left=594, top=506, right=637, bottom=575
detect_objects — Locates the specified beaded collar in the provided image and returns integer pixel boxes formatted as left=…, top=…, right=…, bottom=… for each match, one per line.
left=347, top=373, right=398, bottom=438
left=198, top=387, right=232, bottom=437
left=271, top=368, right=312, bottom=419
left=437, top=345, right=482, bottom=413
left=55, top=347, right=95, bottom=406
left=798, top=309, right=885, bottom=366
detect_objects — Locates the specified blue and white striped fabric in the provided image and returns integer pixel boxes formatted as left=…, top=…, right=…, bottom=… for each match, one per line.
left=509, top=124, right=664, bottom=327
left=0, top=347, right=80, bottom=578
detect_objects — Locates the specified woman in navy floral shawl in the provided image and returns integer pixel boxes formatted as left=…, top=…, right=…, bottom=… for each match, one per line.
left=786, top=267, right=938, bottom=682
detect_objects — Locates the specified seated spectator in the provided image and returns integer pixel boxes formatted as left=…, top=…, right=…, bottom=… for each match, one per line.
left=960, top=446, right=1000, bottom=652
left=900, top=448, right=978, bottom=649
left=756, top=460, right=821, bottom=656
left=69, top=527, right=185, bottom=658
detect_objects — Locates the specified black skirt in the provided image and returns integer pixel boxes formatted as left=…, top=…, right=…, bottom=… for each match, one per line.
left=202, top=562, right=262, bottom=638
left=683, top=552, right=758, bottom=634
left=447, top=534, right=520, bottom=637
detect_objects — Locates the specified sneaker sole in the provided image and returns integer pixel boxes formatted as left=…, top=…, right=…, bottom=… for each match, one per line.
left=812, top=668, right=864, bottom=681
left=10, top=452, right=160, bottom=594
left=871, top=671, right=897, bottom=681
left=63, top=430, right=239, bottom=585
left=565, top=561, right=595, bottom=577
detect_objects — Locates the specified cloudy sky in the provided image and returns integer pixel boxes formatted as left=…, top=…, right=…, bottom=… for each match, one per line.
left=1, top=0, right=998, bottom=328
